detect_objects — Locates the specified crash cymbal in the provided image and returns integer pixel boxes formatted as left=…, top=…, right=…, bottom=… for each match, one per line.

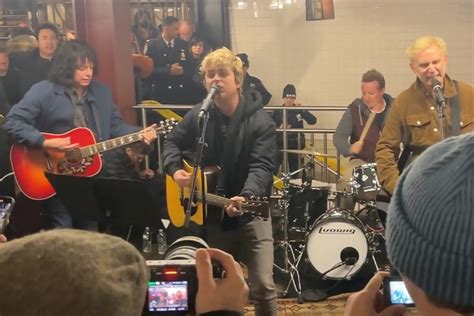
left=280, top=149, right=338, bottom=158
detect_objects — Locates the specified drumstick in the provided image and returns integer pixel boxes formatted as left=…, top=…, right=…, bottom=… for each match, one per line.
left=358, top=111, right=376, bottom=144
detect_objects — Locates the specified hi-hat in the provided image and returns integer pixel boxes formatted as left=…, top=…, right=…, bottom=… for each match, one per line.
left=280, top=149, right=338, bottom=158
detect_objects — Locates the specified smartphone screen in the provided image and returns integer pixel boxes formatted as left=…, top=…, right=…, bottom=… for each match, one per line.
left=387, top=280, right=415, bottom=306
left=0, top=197, right=14, bottom=234
left=147, top=280, right=188, bottom=312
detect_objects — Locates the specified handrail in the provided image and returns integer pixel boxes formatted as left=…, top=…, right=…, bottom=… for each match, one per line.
left=134, top=103, right=344, bottom=180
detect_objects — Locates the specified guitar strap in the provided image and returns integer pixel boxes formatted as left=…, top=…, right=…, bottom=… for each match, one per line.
left=216, top=100, right=246, bottom=196
left=449, top=80, right=460, bottom=137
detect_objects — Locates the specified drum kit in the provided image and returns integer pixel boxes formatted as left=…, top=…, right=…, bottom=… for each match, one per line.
left=273, top=150, right=386, bottom=298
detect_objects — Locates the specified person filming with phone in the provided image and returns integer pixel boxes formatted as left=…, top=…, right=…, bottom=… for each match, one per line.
left=345, top=133, right=474, bottom=316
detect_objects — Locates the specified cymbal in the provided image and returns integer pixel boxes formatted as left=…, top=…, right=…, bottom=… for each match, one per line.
left=280, top=149, right=338, bottom=158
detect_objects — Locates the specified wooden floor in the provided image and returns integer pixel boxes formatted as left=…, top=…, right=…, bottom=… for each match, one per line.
left=244, top=294, right=420, bottom=315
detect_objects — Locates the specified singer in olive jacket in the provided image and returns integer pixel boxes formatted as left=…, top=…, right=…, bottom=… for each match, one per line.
left=375, top=75, right=474, bottom=195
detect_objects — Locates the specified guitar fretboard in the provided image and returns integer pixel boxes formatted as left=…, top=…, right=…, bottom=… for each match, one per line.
left=80, top=131, right=144, bottom=158
left=183, top=187, right=232, bottom=208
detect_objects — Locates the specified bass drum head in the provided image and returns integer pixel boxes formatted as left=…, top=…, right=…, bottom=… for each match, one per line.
left=306, top=210, right=368, bottom=279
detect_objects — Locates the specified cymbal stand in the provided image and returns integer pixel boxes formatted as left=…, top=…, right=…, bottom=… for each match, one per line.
left=273, top=172, right=303, bottom=297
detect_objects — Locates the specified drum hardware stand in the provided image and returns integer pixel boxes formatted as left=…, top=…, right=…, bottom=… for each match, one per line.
left=273, top=172, right=303, bottom=297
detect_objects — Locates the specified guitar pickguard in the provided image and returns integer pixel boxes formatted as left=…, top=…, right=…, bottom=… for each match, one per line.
left=57, top=156, right=94, bottom=175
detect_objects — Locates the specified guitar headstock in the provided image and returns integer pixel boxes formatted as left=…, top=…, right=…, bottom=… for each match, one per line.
left=156, top=119, right=178, bottom=137
left=242, top=196, right=269, bottom=219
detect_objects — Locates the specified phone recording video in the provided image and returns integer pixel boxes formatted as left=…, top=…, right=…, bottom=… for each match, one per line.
left=383, top=274, right=415, bottom=307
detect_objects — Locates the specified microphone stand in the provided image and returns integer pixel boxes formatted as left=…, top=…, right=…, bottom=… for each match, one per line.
left=436, top=98, right=446, bottom=140
left=184, top=111, right=210, bottom=228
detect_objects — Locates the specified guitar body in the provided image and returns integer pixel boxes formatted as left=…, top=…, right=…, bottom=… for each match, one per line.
left=10, top=127, right=101, bottom=200
left=166, top=160, right=222, bottom=227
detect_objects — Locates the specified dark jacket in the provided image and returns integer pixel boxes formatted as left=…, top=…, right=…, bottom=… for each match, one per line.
left=3, top=80, right=138, bottom=148
left=242, top=73, right=272, bottom=106
left=333, top=93, right=393, bottom=162
left=145, top=36, right=189, bottom=104
left=163, top=91, right=276, bottom=229
left=273, top=106, right=317, bottom=149
left=9, top=48, right=53, bottom=100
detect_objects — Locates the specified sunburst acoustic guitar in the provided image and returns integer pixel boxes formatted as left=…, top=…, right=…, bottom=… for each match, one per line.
left=10, top=120, right=176, bottom=200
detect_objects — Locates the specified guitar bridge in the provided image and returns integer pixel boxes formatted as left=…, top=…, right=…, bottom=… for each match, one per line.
left=59, top=156, right=93, bottom=174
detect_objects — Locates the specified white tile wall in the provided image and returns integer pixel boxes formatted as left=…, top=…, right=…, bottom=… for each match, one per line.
left=229, top=0, right=474, bottom=130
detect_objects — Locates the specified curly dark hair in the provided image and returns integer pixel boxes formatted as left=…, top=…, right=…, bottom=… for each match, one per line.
left=48, top=40, right=98, bottom=88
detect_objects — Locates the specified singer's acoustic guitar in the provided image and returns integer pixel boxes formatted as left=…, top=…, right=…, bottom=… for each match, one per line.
left=166, top=160, right=270, bottom=227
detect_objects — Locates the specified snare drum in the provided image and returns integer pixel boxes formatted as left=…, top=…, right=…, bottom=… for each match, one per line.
left=351, top=163, right=381, bottom=201
left=306, top=209, right=368, bottom=279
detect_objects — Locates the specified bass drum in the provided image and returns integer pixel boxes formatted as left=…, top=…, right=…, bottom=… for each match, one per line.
left=306, top=210, right=368, bottom=279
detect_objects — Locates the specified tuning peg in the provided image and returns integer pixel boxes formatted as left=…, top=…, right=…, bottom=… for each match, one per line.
left=261, top=197, right=268, bottom=201
left=249, top=196, right=256, bottom=201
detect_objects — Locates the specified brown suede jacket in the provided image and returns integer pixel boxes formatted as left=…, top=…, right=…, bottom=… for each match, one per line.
left=376, top=75, right=474, bottom=194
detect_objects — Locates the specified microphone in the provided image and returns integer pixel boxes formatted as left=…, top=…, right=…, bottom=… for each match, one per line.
left=340, top=247, right=359, bottom=266
left=198, top=84, right=220, bottom=119
left=431, top=79, right=446, bottom=108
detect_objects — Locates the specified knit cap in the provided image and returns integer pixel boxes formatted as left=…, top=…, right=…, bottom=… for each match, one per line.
left=0, top=229, right=149, bottom=316
left=282, top=84, right=296, bottom=98
left=386, top=133, right=474, bottom=308
left=236, top=53, right=249, bottom=67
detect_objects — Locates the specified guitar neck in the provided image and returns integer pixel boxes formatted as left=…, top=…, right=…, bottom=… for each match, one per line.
left=193, top=190, right=232, bottom=208
left=79, top=131, right=143, bottom=158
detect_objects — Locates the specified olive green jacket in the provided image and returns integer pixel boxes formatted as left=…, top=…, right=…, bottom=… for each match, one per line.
left=376, top=75, right=474, bottom=194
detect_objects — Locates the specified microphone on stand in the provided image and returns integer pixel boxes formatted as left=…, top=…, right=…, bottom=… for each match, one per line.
left=431, top=79, right=446, bottom=108
left=198, top=84, right=220, bottom=119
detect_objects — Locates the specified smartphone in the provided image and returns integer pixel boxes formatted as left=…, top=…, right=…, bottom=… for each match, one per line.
left=0, top=196, right=15, bottom=234
left=383, top=273, right=415, bottom=307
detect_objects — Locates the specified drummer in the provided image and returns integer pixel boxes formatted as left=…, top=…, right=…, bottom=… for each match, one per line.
left=333, top=69, right=393, bottom=190
left=273, top=84, right=317, bottom=175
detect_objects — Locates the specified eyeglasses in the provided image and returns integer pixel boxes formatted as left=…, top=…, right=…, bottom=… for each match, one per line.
left=285, top=94, right=296, bottom=99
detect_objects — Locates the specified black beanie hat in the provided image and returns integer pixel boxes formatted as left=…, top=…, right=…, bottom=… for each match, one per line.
left=282, top=84, right=296, bottom=98
left=236, top=53, right=249, bottom=67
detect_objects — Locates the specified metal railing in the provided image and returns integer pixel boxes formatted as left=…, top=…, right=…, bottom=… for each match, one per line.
left=134, top=104, right=346, bottom=181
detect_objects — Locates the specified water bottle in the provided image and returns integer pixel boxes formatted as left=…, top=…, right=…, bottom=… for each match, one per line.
left=142, top=226, right=152, bottom=253
left=157, top=229, right=167, bottom=255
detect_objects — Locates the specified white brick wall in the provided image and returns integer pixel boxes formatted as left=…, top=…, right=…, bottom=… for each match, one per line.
left=229, top=0, right=473, bottom=130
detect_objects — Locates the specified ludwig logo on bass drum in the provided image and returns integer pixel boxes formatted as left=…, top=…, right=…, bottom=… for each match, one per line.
left=318, top=226, right=356, bottom=234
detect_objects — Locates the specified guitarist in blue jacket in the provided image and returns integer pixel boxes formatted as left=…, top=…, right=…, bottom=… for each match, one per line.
left=162, top=47, right=278, bottom=316
left=3, top=40, right=156, bottom=230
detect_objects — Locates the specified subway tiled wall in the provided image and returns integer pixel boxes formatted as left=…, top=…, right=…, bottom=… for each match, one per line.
left=229, top=0, right=473, bottom=130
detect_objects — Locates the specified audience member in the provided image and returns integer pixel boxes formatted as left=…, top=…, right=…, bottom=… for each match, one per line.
left=183, top=36, right=208, bottom=104
left=333, top=69, right=393, bottom=190
left=179, top=20, right=195, bottom=43
left=273, top=84, right=316, bottom=174
left=345, top=133, right=474, bottom=315
left=196, top=248, right=249, bottom=315
left=376, top=35, right=474, bottom=195
left=0, top=229, right=148, bottom=316
left=145, top=16, right=189, bottom=105
left=236, top=53, right=272, bottom=106
left=10, top=22, right=60, bottom=100
left=103, top=142, right=155, bottom=180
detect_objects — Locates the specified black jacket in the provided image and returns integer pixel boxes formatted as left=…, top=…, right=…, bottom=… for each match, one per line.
left=242, top=73, right=272, bottom=106
left=163, top=91, right=276, bottom=229
left=145, top=36, right=189, bottom=104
